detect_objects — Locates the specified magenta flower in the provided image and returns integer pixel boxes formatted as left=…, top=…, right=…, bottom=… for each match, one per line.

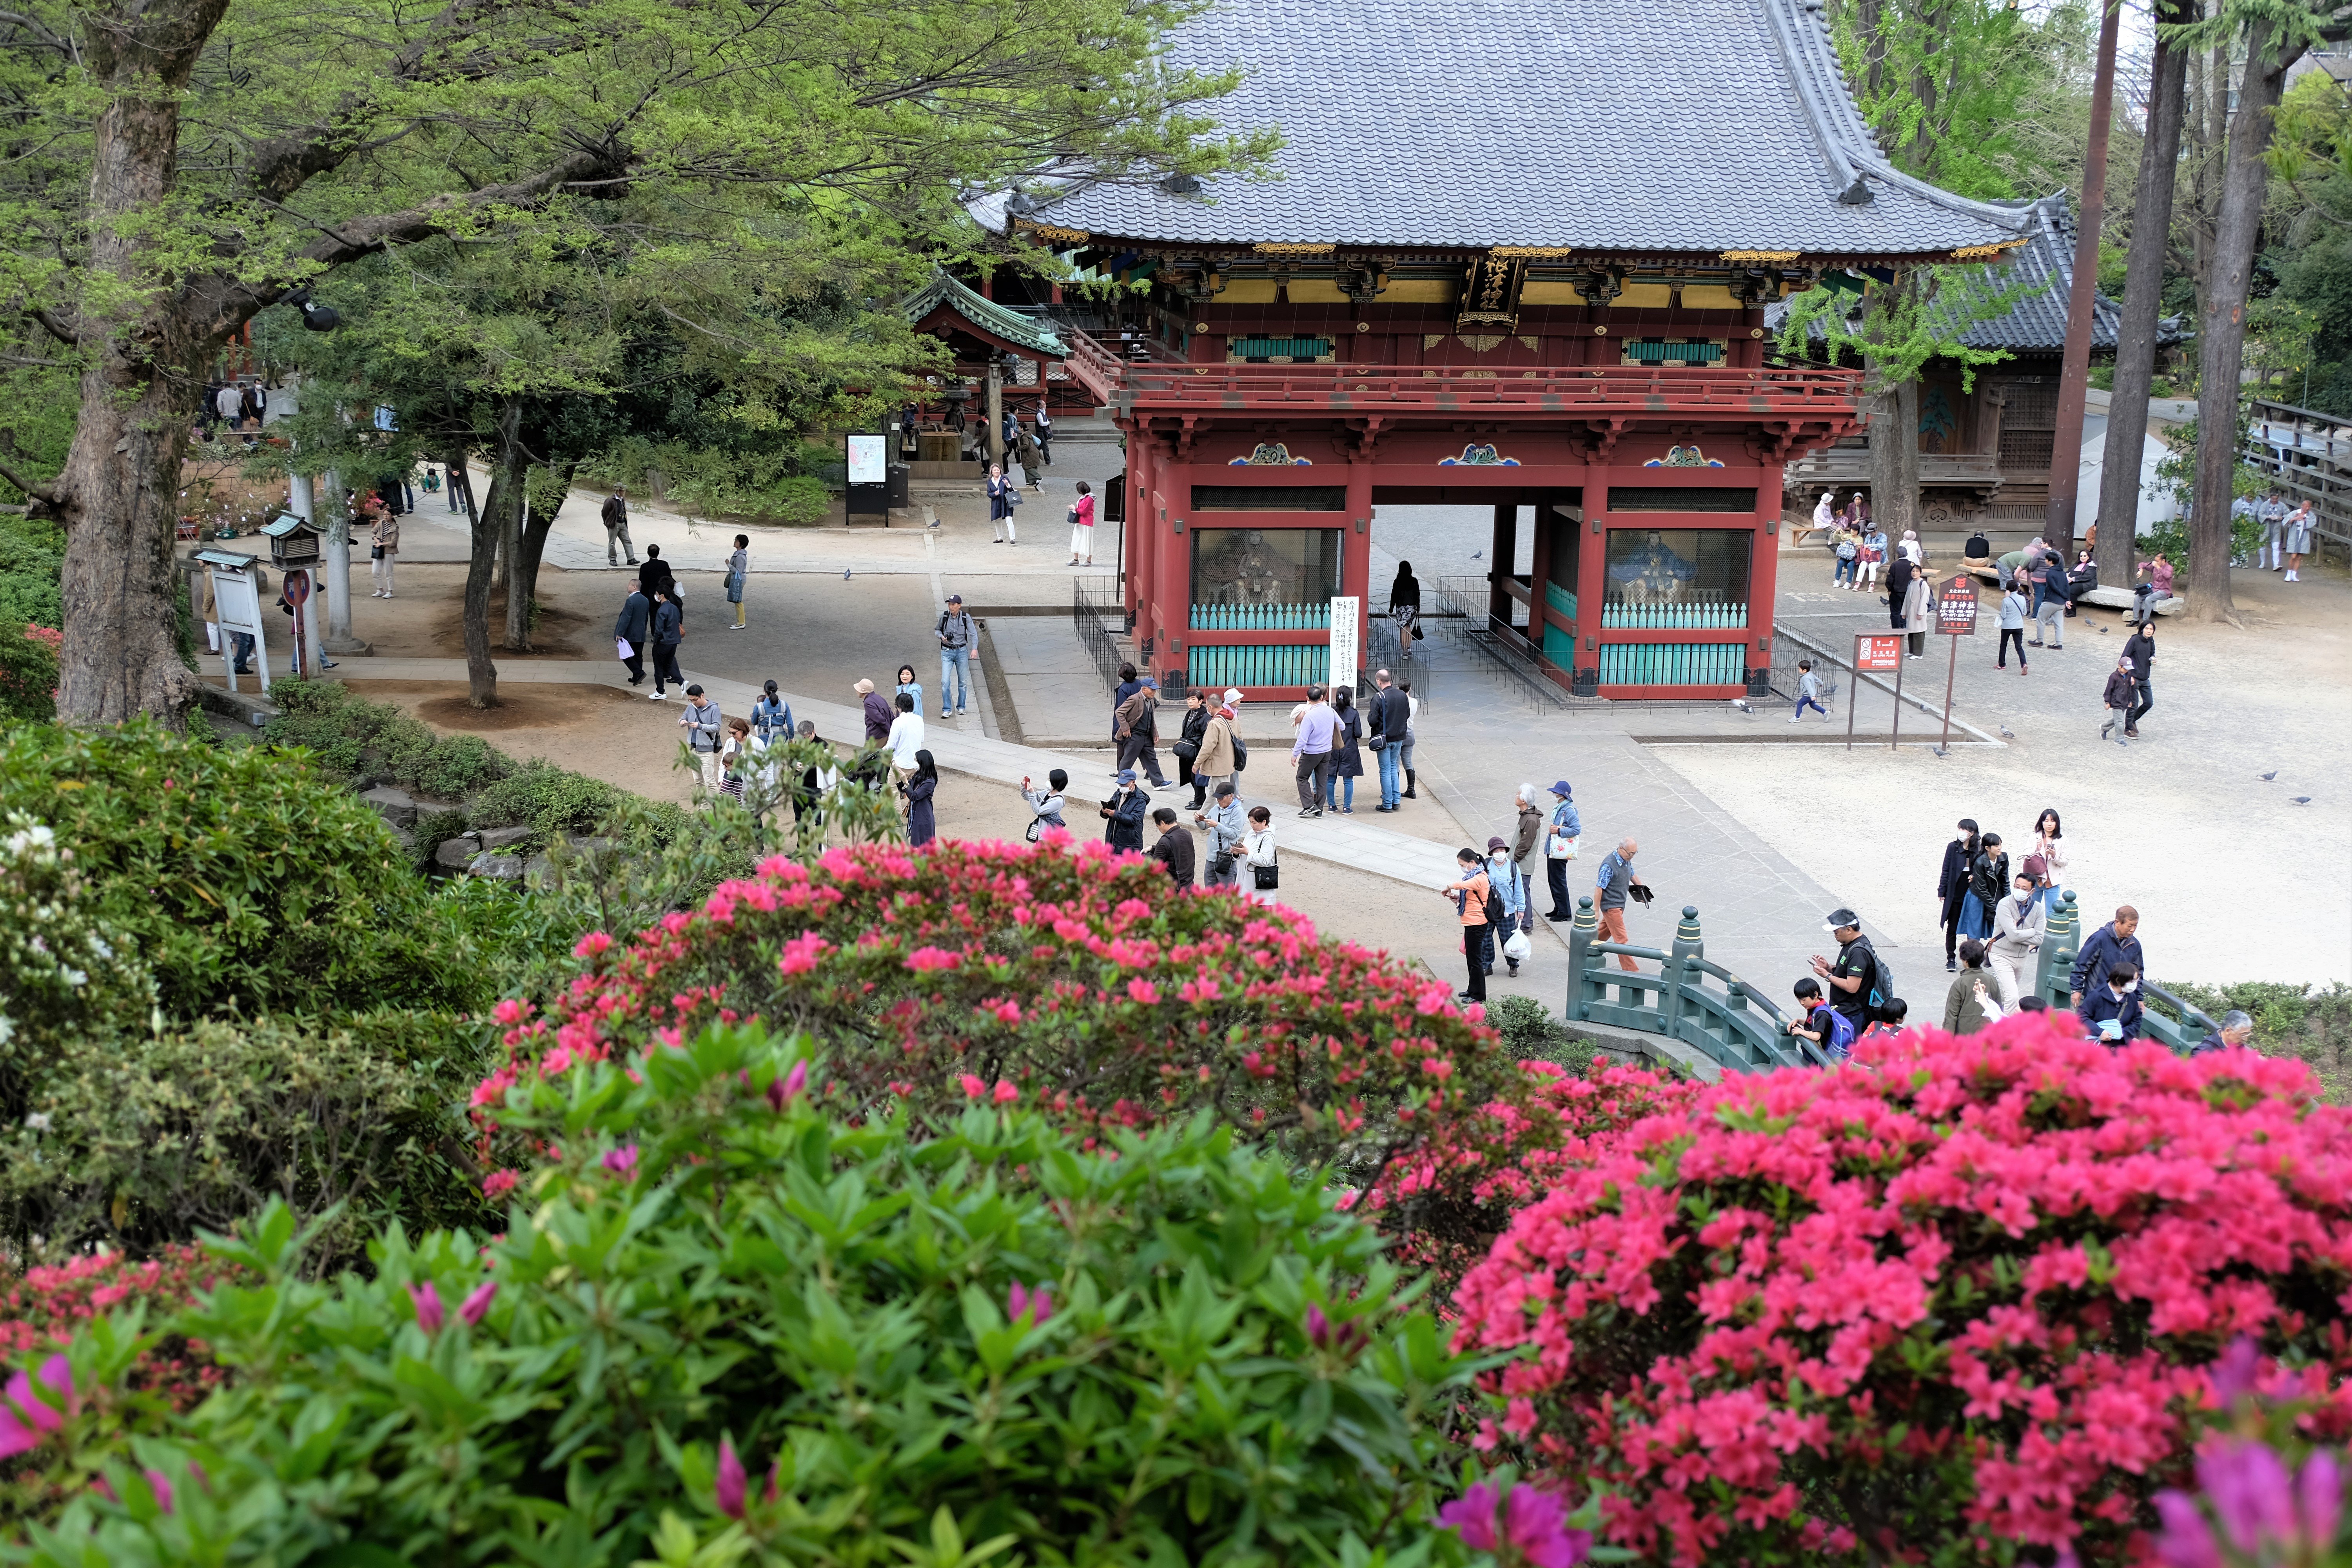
left=145, top=1467, right=175, bottom=1514
left=0, top=1354, right=74, bottom=1457
left=459, top=1281, right=499, bottom=1327
left=2200, top=1440, right=2298, bottom=1559
left=1437, top=1483, right=1500, bottom=1551
left=2154, top=1490, right=2223, bottom=1568
left=768, top=1059, right=808, bottom=1111
left=410, top=1281, right=446, bottom=1334
left=1505, top=1484, right=1592, bottom=1568
left=2299, top=1451, right=2342, bottom=1558
left=1305, top=1303, right=1330, bottom=1348
left=1008, top=1281, right=1054, bottom=1324
left=2209, top=1336, right=2261, bottom=1406
left=715, top=1436, right=747, bottom=1519
left=602, top=1144, right=639, bottom=1180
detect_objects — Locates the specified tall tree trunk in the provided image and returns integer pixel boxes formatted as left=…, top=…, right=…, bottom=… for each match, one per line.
left=50, top=0, right=232, bottom=726
left=453, top=432, right=501, bottom=708
left=2190, top=18, right=2303, bottom=623
left=501, top=492, right=531, bottom=650
left=1865, top=278, right=1920, bottom=539
left=503, top=460, right=575, bottom=652
left=2097, top=0, right=2192, bottom=591
left=2043, top=0, right=2122, bottom=551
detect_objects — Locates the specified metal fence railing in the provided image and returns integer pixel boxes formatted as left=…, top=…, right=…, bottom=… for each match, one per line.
left=1427, top=577, right=1578, bottom=710
left=1072, top=577, right=1131, bottom=694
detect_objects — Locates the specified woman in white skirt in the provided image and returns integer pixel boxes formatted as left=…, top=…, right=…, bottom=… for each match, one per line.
left=1240, top=806, right=1278, bottom=906
left=1068, top=481, right=1096, bottom=566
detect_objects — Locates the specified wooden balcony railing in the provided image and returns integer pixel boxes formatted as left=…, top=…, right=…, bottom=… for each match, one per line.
left=1060, top=330, right=1863, bottom=421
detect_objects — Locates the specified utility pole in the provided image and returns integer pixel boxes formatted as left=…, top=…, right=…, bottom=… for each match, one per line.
left=2044, top=0, right=2123, bottom=549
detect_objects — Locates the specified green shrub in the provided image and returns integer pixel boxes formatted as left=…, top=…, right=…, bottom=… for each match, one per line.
left=467, top=760, right=631, bottom=845
left=260, top=679, right=515, bottom=799
left=1483, top=995, right=1599, bottom=1076
left=0, top=720, right=504, bottom=1020
left=15, top=1025, right=1479, bottom=1566
left=0, top=623, right=59, bottom=723
left=0, top=516, right=62, bottom=636
left=2160, top=979, right=2352, bottom=1101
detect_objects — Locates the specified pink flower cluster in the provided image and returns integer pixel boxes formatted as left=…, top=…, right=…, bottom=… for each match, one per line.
left=469, top=840, right=1535, bottom=1251
left=1450, top=1017, right=2352, bottom=1568
left=0, top=1247, right=244, bottom=1416
left=1438, top=1479, right=1593, bottom=1568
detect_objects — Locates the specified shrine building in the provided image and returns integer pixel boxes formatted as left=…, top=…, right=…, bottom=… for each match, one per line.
left=1002, top=0, right=2039, bottom=699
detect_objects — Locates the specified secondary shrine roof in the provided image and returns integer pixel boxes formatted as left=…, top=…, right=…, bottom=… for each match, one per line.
left=901, top=269, right=1068, bottom=358
left=1025, top=0, right=2029, bottom=260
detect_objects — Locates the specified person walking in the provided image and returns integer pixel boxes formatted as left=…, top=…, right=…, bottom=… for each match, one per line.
left=1068, top=481, right=1095, bottom=566
left=1034, top=400, right=1053, bottom=465
left=1996, top=573, right=2030, bottom=673
left=1941, top=938, right=1998, bottom=1036
left=718, top=717, right=755, bottom=803
left=1964, top=830, right=2008, bottom=941
left=1481, top=837, right=1524, bottom=977
left=1789, top=658, right=1830, bottom=721
left=1174, top=690, right=1211, bottom=809
left=2068, top=905, right=2144, bottom=1011
left=751, top=680, right=793, bottom=747
left=1985, top=865, right=2046, bottom=1010
left=986, top=463, right=1016, bottom=545
left=2029, top=808, right=2067, bottom=914
left=886, top=693, right=926, bottom=789
left=648, top=586, right=683, bottom=699
left=1442, top=847, right=1496, bottom=1005
left=1936, top=818, right=1980, bottom=971
left=1368, top=668, right=1409, bottom=809
left=1593, top=839, right=1640, bottom=973
left=680, top=684, right=725, bottom=792
left=2099, top=657, right=2137, bottom=745
left=936, top=593, right=976, bottom=719
left=2193, top=1009, right=2257, bottom=1056
left=1541, top=780, right=1580, bottom=919
left=1196, top=782, right=1246, bottom=889
left=2122, top=621, right=2156, bottom=737
left=1014, top=422, right=1044, bottom=491
left=857, top=678, right=892, bottom=744
left=2030, top=550, right=2069, bottom=649
left=898, top=750, right=939, bottom=846
left=1103, top=769, right=1149, bottom=852
left=892, top=663, right=925, bottom=719
left=638, top=543, right=674, bottom=603
left=369, top=504, right=400, bottom=599
left=1329, top=689, right=1363, bottom=813
left=601, top=487, right=637, bottom=567
left=1509, top=784, right=1543, bottom=932
left=613, top=582, right=652, bottom=687
left=1022, top=769, right=1069, bottom=839
left=1891, top=555, right=1929, bottom=659
left=1240, top=806, right=1278, bottom=906
left=1146, top=806, right=1196, bottom=888
left=793, top=720, right=837, bottom=831
left=1290, top=685, right=1337, bottom=817
left=1114, top=677, right=1171, bottom=788
left=2285, top=501, right=2316, bottom=581
left=724, top=534, right=750, bottom=630
left=1389, top=562, right=1421, bottom=659
left=1398, top=680, right=1420, bottom=797
left=1195, top=695, right=1240, bottom=805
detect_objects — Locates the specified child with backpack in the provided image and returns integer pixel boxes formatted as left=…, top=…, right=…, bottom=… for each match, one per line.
left=1441, top=847, right=1497, bottom=1007
left=1790, top=977, right=1856, bottom=1061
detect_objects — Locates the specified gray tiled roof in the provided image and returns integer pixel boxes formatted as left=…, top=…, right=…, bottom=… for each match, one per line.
left=1762, top=193, right=2117, bottom=351
left=1033, top=0, right=2026, bottom=256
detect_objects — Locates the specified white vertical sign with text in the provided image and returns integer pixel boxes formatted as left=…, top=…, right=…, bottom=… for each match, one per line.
left=1327, top=595, right=1360, bottom=694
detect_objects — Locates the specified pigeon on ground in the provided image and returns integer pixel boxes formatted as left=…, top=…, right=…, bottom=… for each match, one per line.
left=2261, top=771, right=2278, bottom=780
left=843, top=568, right=852, bottom=580
left=1731, top=698, right=1751, bottom=713
left=2293, top=796, right=2313, bottom=804
left=1999, top=725, right=2015, bottom=739
left=1470, top=550, right=1483, bottom=560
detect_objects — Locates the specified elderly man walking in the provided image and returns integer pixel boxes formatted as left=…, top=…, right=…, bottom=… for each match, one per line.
left=1291, top=685, right=1337, bottom=817
left=1592, top=838, right=1640, bottom=972
left=601, top=486, right=637, bottom=567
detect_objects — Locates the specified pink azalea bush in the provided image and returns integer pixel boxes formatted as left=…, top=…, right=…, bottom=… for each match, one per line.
left=1450, top=1015, right=2352, bottom=1568
left=0, top=1249, right=242, bottom=1416
left=474, top=840, right=1568, bottom=1248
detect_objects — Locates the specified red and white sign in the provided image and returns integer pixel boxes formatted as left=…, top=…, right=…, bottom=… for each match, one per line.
left=1854, top=634, right=1903, bottom=671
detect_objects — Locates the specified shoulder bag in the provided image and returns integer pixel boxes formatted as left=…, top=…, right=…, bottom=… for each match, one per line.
left=1230, top=734, right=1248, bottom=771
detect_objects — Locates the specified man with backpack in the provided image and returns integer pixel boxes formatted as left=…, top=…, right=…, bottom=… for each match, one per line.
left=1809, top=907, right=1894, bottom=1042
left=936, top=593, right=976, bottom=720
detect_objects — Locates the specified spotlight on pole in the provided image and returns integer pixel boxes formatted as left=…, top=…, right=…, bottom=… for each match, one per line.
left=286, top=287, right=340, bottom=332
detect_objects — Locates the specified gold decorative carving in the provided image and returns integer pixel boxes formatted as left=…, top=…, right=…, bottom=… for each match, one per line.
left=1254, top=241, right=1336, bottom=255
left=1720, top=249, right=1800, bottom=263
left=1949, top=241, right=2025, bottom=261
left=1489, top=245, right=1576, bottom=258
left=1422, top=334, right=1448, bottom=349
left=1516, top=334, right=1541, bottom=352
left=1456, top=253, right=1528, bottom=329
left=1459, top=334, right=1506, bottom=353
left=1016, top=221, right=1092, bottom=244
left=1461, top=370, right=1498, bottom=379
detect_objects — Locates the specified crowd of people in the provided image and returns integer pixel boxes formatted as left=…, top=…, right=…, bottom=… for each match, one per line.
left=2232, top=490, right=2320, bottom=581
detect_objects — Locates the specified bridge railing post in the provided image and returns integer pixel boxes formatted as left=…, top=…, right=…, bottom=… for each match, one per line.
left=1663, top=905, right=1704, bottom=1042
left=2037, top=890, right=2081, bottom=1007
left=1565, top=896, right=1598, bottom=1021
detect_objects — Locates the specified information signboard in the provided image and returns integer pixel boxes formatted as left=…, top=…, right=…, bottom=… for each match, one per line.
left=845, top=433, right=888, bottom=485
left=1854, top=635, right=1903, bottom=671
left=1327, top=596, right=1360, bottom=695
left=1936, top=573, right=1980, bottom=636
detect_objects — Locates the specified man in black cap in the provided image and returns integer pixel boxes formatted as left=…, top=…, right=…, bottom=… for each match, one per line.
left=936, top=592, right=975, bottom=719
left=1808, top=907, right=1881, bottom=1041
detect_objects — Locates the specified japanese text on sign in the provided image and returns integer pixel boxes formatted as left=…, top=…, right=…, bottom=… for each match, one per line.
left=1854, top=634, right=1903, bottom=671
left=1936, top=574, right=1979, bottom=636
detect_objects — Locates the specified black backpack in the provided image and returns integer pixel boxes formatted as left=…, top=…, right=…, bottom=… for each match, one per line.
left=1481, top=878, right=1506, bottom=926
left=1859, top=942, right=1902, bottom=1024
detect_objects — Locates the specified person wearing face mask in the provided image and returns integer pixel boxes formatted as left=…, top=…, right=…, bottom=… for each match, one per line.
left=2069, top=906, right=2144, bottom=1012
left=1985, top=867, right=2047, bottom=1011
left=1936, top=818, right=1981, bottom=972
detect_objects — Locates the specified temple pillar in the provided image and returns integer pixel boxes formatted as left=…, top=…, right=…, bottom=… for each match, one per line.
left=1489, top=503, right=1517, bottom=633
left=1749, top=460, right=1785, bottom=687
left=1577, top=470, right=1609, bottom=668
left=1127, top=432, right=1154, bottom=633
left=1345, top=457, right=1374, bottom=684
left=1153, top=457, right=1191, bottom=682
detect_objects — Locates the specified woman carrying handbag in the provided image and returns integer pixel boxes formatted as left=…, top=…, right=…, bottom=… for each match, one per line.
left=1241, top=806, right=1278, bottom=906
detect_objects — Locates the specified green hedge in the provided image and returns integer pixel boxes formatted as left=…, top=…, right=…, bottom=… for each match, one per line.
left=2158, top=979, right=2352, bottom=1101
left=260, top=678, right=514, bottom=799
left=583, top=436, right=838, bottom=524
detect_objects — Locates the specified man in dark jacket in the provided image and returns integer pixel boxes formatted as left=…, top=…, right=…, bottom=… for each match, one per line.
left=1114, top=678, right=1171, bottom=788
left=602, top=487, right=636, bottom=566
left=857, top=679, right=892, bottom=744
left=2029, top=553, right=2069, bottom=648
left=1104, top=770, right=1149, bottom=851
left=1368, top=669, right=1410, bottom=811
left=2194, top=1009, right=2255, bottom=1056
left=1146, top=806, right=1196, bottom=888
left=2069, top=906, right=2143, bottom=1010
left=1968, top=832, right=2009, bottom=933
left=1936, top=818, right=1980, bottom=971
left=2079, top=962, right=2145, bottom=1044
left=613, top=585, right=652, bottom=686
left=638, top=542, right=673, bottom=601
left=647, top=587, right=683, bottom=698
left=2122, top=622, right=2156, bottom=737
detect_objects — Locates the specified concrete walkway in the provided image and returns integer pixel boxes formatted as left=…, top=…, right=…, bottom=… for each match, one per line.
left=326, top=656, right=1464, bottom=893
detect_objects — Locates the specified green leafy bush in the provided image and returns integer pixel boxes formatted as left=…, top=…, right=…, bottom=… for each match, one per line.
left=9, top=1025, right=1479, bottom=1567
left=0, top=720, right=504, bottom=1019
left=259, top=679, right=515, bottom=799
left=0, top=623, right=58, bottom=723
left=468, top=759, right=637, bottom=845
left=2160, top=979, right=2352, bottom=1102
left=1483, top=996, right=1599, bottom=1077
left=0, top=516, right=62, bottom=637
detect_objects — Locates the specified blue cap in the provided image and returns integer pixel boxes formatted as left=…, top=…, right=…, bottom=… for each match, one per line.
left=1550, top=780, right=1573, bottom=797
left=1117, top=769, right=1138, bottom=784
